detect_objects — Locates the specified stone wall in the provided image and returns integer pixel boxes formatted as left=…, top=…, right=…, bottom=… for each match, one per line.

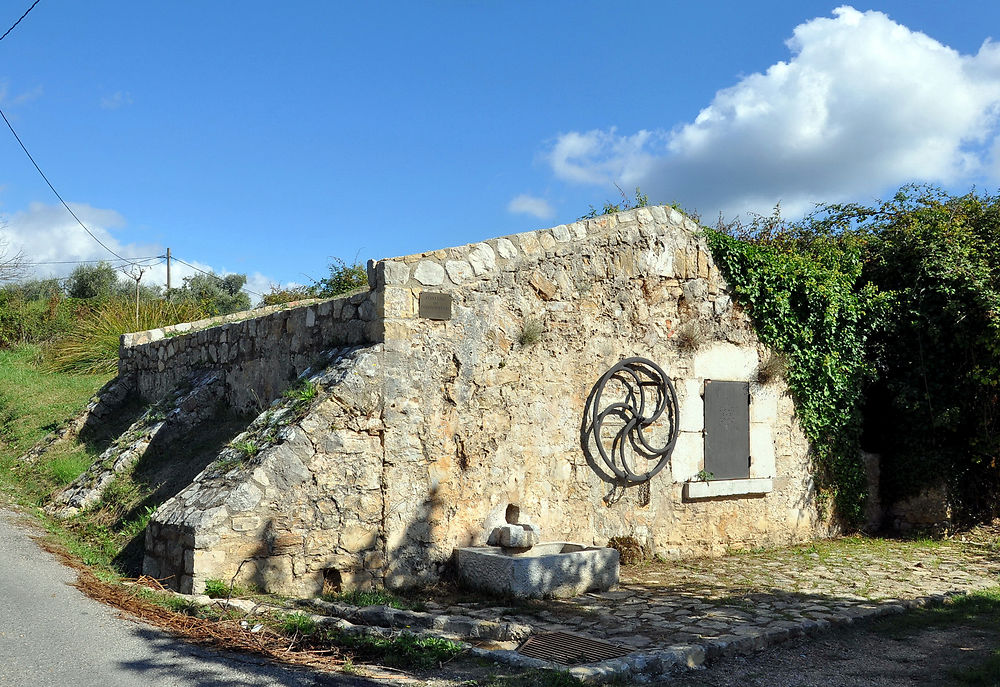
left=145, top=206, right=834, bottom=595
left=119, top=294, right=382, bottom=413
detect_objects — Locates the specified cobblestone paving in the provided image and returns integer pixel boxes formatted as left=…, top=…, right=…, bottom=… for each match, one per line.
left=421, top=537, right=1000, bottom=680
left=200, top=536, right=1000, bottom=684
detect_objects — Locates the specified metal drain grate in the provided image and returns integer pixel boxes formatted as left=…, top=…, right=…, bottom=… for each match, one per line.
left=517, top=631, right=631, bottom=665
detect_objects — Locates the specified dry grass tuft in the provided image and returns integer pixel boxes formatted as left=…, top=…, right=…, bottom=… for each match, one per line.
left=45, top=299, right=208, bottom=375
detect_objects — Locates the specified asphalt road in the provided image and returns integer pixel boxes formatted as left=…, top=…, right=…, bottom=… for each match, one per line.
left=0, top=508, right=385, bottom=687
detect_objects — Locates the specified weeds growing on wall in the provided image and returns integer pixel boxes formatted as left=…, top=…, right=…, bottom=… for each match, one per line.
left=260, top=257, right=369, bottom=307
left=707, top=186, right=1000, bottom=527
left=580, top=185, right=649, bottom=219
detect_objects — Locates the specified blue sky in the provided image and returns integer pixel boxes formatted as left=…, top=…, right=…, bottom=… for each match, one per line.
left=1, top=2, right=1000, bottom=298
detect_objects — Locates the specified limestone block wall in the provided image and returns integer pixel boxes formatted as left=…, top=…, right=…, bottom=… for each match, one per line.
left=145, top=206, right=833, bottom=595
left=371, top=207, right=830, bottom=587
left=119, top=293, right=383, bottom=412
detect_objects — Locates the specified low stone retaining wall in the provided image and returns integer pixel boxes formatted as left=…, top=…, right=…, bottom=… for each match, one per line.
left=119, top=293, right=382, bottom=412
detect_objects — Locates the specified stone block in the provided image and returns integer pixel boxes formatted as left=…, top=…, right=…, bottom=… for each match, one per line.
left=693, top=342, right=758, bottom=380
left=467, top=243, right=497, bottom=275
left=455, top=543, right=619, bottom=598
left=495, top=238, right=517, bottom=259
left=551, top=224, right=571, bottom=242
left=528, top=271, right=558, bottom=300
left=226, top=482, right=262, bottom=513
left=517, top=232, right=541, bottom=255
left=492, top=524, right=540, bottom=548
left=445, top=260, right=474, bottom=284
left=413, top=260, right=445, bottom=286
left=671, top=431, right=703, bottom=482
left=677, top=378, right=703, bottom=433
left=750, top=392, right=778, bottom=423
left=749, top=425, right=776, bottom=478
left=340, top=525, right=378, bottom=552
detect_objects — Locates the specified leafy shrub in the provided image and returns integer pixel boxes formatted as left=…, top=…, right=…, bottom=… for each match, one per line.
left=322, top=588, right=415, bottom=610
left=65, top=262, right=121, bottom=300
left=854, top=188, right=1000, bottom=523
left=281, top=612, right=317, bottom=636
left=708, top=186, right=1000, bottom=526
left=204, top=579, right=229, bottom=598
left=259, top=285, right=316, bottom=307
left=315, top=258, right=368, bottom=297
left=325, top=629, right=463, bottom=670
left=45, top=298, right=208, bottom=374
left=607, top=536, right=645, bottom=565
left=0, top=288, right=80, bottom=347
left=168, top=273, right=250, bottom=316
left=259, top=258, right=368, bottom=307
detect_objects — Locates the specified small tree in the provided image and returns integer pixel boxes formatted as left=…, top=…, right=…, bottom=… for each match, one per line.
left=170, top=272, right=250, bottom=316
left=65, top=262, right=120, bottom=299
left=315, top=258, right=367, bottom=298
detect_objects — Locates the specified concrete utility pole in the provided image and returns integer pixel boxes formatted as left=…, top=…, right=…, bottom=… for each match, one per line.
left=166, top=247, right=171, bottom=291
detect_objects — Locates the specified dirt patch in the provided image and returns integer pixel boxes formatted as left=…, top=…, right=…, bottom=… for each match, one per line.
left=663, top=622, right=1000, bottom=687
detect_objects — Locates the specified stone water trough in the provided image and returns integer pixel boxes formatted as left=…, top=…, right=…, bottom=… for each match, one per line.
left=455, top=508, right=620, bottom=598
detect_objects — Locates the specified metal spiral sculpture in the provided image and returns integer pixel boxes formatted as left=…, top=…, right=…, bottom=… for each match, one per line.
left=583, top=357, right=679, bottom=485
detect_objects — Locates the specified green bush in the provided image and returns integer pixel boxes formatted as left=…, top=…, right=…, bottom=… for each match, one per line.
left=259, top=258, right=368, bottom=308
left=0, top=289, right=80, bottom=347
left=854, top=188, right=1000, bottom=523
left=168, top=273, right=250, bottom=316
left=708, top=186, right=1000, bottom=526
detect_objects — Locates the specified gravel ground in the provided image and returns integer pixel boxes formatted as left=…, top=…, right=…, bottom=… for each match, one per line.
left=662, top=621, right=999, bottom=687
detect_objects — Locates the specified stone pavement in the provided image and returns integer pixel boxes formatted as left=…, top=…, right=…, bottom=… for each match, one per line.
left=194, top=536, right=1000, bottom=684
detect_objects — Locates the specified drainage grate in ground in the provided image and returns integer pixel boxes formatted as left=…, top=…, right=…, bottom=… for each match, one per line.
left=516, top=631, right=631, bottom=665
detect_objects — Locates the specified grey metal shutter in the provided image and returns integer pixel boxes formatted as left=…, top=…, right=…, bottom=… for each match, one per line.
left=704, top=380, right=750, bottom=480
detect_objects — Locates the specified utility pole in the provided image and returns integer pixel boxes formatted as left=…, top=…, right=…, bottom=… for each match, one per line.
left=166, top=247, right=171, bottom=292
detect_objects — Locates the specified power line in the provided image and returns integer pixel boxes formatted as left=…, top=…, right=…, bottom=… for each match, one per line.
left=23, top=255, right=162, bottom=266
left=0, top=0, right=40, bottom=43
left=0, top=106, right=139, bottom=266
left=171, top=255, right=263, bottom=297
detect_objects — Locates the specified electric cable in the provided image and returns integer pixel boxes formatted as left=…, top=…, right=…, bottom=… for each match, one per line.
left=0, top=0, right=40, bottom=43
left=23, top=255, right=162, bottom=266
left=0, top=106, right=139, bottom=266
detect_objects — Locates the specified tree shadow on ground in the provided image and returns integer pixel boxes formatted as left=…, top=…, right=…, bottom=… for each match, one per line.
left=117, top=625, right=382, bottom=686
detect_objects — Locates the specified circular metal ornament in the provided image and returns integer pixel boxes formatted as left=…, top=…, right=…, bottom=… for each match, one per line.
left=583, top=357, right=679, bottom=485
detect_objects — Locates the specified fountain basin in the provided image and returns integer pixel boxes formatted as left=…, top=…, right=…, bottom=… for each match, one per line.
left=455, top=542, right=620, bottom=598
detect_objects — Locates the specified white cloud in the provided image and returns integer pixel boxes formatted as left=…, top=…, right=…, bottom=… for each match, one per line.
left=0, top=202, right=277, bottom=303
left=100, top=91, right=133, bottom=110
left=544, top=6, right=1000, bottom=220
left=11, top=85, right=43, bottom=105
left=0, top=81, right=44, bottom=106
left=507, top=193, right=555, bottom=220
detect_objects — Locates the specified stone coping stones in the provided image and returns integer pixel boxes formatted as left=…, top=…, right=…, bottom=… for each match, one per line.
left=455, top=543, right=620, bottom=599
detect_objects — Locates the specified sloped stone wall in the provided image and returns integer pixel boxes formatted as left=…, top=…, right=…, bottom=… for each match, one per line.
left=145, top=206, right=833, bottom=595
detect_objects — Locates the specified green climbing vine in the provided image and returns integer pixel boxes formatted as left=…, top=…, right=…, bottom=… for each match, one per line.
left=706, top=216, right=883, bottom=526
left=706, top=186, right=1000, bottom=527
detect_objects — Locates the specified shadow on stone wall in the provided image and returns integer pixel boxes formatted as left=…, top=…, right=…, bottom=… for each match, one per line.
left=112, top=411, right=255, bottom=576
left=382, top=483, right=447, bottom=591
